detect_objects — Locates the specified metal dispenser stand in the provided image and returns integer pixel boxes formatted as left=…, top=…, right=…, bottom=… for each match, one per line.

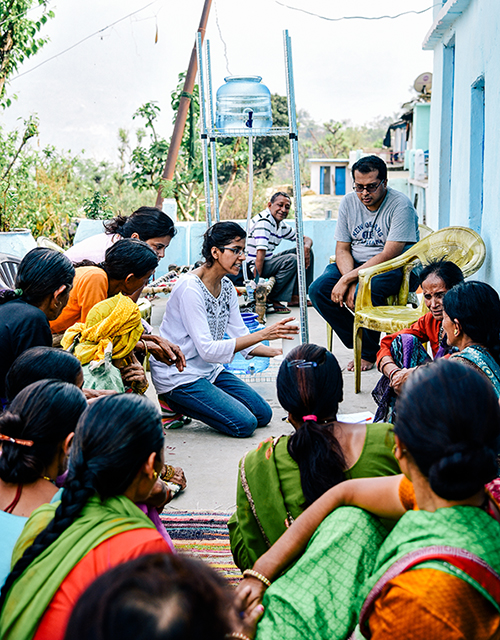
left=196, top=30, right=309, bottom=343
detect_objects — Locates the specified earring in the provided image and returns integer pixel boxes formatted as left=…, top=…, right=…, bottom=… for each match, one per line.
left=453, top=328, right=459, bottom=337
left=152, top=471, right=159, bottom=480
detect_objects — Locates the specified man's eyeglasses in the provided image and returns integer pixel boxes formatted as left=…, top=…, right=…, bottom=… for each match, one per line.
left=353, top=180, right=384, bottom=193
left=219, top=246, right=246, bottom=256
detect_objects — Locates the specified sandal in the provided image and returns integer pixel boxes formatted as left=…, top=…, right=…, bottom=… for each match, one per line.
left=268, top=302, right=291, bottom=314
left=158, top=397, right=192, bottom=431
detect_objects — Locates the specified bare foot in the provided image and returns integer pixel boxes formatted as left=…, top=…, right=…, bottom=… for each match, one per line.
left=346, top=359, right=375, bottom=372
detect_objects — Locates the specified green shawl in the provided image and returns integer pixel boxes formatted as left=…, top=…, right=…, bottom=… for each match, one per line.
left=255, top=507, right=388, bottom=640
left=0, top=494, right=156, bottom=640
left=357, top=506, right=500, bottom=638
left=228, top=424, right=398, bottom=571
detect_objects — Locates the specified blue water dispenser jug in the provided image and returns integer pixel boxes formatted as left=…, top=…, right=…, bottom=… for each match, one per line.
left=216, top=76, right=273, bottom=134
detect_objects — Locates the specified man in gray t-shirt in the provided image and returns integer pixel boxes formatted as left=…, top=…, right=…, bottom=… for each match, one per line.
left=309, top=155, right=419, bottom=370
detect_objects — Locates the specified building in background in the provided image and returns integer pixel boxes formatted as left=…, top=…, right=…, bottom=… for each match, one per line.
left=384, top=77, right=431, bottom=223
left=308, top=158, right=351, bottom=196
left=424, top=0, right=498, bottom=286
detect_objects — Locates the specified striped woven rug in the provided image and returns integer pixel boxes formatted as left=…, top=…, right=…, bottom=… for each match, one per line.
left=161, top=510, right=242, bottom=586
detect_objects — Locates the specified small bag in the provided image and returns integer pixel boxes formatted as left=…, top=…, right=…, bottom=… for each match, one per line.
left=81, top=343, right=125, bottom=393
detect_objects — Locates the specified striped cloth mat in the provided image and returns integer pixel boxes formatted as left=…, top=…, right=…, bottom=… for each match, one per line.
left=161, top=510, right=242, bottom=586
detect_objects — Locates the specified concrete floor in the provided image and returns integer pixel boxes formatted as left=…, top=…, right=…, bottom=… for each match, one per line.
left=145, top=296, right=381, bottom=512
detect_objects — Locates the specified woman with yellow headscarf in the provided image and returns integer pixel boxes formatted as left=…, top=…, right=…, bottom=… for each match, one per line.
left=62, top=293, right=148, bottom=394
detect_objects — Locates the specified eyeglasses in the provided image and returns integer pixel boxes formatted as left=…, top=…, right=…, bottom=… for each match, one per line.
left=287, top=360, right=318, bottom=369
left=219, top=246, right=246, bottom=256
left=353, top=180, right=384, bottom=193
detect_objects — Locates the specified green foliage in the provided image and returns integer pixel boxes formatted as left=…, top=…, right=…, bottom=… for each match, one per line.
left=82, top=191, right=112, bottom=220
left=217, top=94, right=290, bottom=183
left=0, top=0, right=55, bottom=106
left=0, top=117, right=156, bottom=241
left=128, top=101, right=169, bottom=191
left=126, top=72, right=207, bottom=221
left=253, top=94, right=289, bottom=179
left=0, top=121, right=83, bottom=240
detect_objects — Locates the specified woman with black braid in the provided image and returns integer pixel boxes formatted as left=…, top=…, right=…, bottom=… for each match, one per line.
left=0, top=394, right=171, bottom=640
left=0, top=380, right=87, bottom=588
left=228, top=344, right=400, bottom=571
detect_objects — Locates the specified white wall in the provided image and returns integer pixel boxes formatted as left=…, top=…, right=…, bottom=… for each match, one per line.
left=426, top=0, right=500, bottom=287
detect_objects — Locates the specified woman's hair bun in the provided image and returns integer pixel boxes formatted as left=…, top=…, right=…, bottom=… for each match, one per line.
left=0, top=411, right=25, bottom=436
left=428, top=442, right=498, bottom=500
left=114, top=215, right=127, bottom=228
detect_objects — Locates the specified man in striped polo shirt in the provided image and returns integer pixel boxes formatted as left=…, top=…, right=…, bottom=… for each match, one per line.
left=246, top=192, right=314, bottom=313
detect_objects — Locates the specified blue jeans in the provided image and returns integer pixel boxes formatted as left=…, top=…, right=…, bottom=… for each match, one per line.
left=309, top=261, right=404, bottom=362
left=161, top=370, right=272, bottom=438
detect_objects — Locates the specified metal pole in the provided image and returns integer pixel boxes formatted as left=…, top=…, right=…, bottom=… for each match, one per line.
left=283, top=30, right=309, bottom=343
left=242, top=131, right=253, bottom=283
left=155, top=0, right=213, bottom=209
left=206, top=40, right=220, bottom=222
left=196, top=32, right=212, bottom=227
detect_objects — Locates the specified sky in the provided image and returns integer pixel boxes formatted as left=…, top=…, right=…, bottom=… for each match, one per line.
left=1, top=0, right=435, bottom=163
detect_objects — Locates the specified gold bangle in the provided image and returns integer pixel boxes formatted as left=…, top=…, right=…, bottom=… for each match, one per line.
left=225, top=634, right=251, bottom=640
left=242, top=569, right=271, bottom=588
left=161, top=465, right=175, bottom=482
left=141, top=339, right=149, bottom=357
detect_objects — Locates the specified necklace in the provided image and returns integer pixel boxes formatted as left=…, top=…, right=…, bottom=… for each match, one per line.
left=42, top=476, right=56, bottom=485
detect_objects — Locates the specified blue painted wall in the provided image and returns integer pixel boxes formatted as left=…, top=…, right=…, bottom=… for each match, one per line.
left=413, top=103, right=431, bottom=151
left=426, top=0, right=500, bottom=287
left=73, top=218, right=338, bottom=280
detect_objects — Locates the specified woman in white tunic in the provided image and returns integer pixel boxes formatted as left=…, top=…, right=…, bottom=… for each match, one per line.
left=150, top=222, right=298, bottom=437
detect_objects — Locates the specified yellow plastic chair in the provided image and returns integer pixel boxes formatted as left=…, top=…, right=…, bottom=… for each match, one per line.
left=326, top=223, right=434, bottom=351
left=352, top=226, right=486, bottom=393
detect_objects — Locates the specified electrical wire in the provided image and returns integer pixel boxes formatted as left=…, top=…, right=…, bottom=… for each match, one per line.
left=9, top=0, right=160, bottom=83
left=274, top=1, right=440, bottom=22
left=214, top=0, right=231, bottom=76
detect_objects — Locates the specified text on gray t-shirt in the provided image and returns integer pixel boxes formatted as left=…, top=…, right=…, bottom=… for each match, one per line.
left=334, top=187, right=419, bottom=263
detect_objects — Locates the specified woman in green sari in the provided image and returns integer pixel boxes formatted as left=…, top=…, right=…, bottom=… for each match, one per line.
left=0, top=394, right=170, bottom=640
left=229, top=344, right=400, bottom=572
left=237, top=359, right=500, bottom=640
left=442, top=280, right=500, bottom=397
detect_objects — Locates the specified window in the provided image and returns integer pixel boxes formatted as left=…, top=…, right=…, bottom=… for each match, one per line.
left=438, top=38, right=455, bottom=228
left=469, top=76, right=485, bottom=233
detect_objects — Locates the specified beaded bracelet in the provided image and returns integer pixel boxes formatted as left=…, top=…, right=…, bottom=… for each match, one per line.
left=242, top=569, right=271, bottom=588
left=225, top=633, right=251, bottom=640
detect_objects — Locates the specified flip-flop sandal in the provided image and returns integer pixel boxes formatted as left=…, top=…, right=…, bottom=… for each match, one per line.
left=269, top=304, right=291, bottom=314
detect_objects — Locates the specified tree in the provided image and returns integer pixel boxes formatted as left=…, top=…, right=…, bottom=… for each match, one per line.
left=0, top=0, right=54, bottom=106
left=126, top=73, right=206, bottom=221
left=253, top=94, right=289, bottom=179
left=216, top=93, right=290, bottom=215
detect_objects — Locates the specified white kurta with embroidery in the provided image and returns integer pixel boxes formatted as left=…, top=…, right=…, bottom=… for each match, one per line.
left=150, top=273, right=258, bottom=394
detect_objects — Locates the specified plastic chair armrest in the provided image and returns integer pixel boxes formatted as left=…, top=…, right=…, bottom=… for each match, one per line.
left=355, top=252, right=420, bottom=312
